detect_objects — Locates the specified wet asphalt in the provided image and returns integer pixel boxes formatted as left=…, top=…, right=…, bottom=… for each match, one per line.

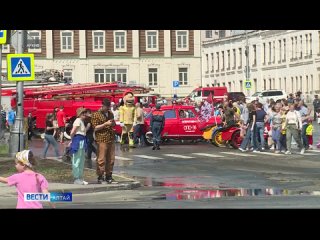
left=1, top=122, right=320, bottom=208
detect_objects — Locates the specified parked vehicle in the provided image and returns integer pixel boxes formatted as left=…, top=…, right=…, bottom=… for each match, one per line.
left=115, top=105, right=222, bottom=146
left=227, top=92, right=246, bottom=102
left=245, top=92, right=261, bottom=103
left=2, top=82, right=157, bottom=136
left=210, top=124, right=242, bottom=149
left=257, top=89, right=287, bottom=104
left=187, top=87, right=228, bottom=103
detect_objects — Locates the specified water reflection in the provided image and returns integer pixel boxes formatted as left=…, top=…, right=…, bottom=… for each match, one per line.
left=162, top=188, right=315, bottom=201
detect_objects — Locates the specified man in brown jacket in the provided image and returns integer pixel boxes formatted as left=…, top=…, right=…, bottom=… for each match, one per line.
left=91, top=98, right=117, bottom=184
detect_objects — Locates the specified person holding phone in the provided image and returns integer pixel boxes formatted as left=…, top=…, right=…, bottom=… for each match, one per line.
left=91, top=99, right=117, bottom=184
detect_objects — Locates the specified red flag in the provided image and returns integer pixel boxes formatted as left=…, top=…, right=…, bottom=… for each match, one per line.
left=206, top=92, right=213, bottom=104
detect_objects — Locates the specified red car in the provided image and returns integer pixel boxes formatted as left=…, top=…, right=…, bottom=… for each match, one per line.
left=114, top=105, right=222, bottom=146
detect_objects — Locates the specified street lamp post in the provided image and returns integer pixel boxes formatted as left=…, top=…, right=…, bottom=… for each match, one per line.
left=245, top=30, right=250, bottom=96
left=9, top=30, right=25, bottom=156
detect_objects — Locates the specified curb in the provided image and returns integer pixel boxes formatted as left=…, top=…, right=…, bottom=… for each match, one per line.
left=50, top=181, right=141, bottom=195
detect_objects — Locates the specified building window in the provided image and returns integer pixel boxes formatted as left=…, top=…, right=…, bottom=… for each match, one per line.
left=211, top=53, right=214, bottom=72
left=306, top=75, right=309, bottom=93
left=94, top=69, right=105, bottom=83
left=264, top=79, right=266, bottom=90
left=269, top=42, right=272, bottom=64
left=309, top=33, right=312, bottom=56
left=2, top=44, right=10, bottom=53
left=284, top=77, right=286, bottom=92
left=146, top=30, right=159, bottom=51
left=176, top=30, right=189, bottom=51
left=278, top=40, right=281, bottom=63
left=216, top=52, right=220, bottom=72
left=305, top=34, right=309, bottom=56
left=63, top=69, right=73, bottom=82
left=221, top=51, right=225, bottom=71
left=94, top=68, right=127, bottom=83
left=148, top=68, right=158, bottom=86
left=239, top=80, right=243, bottom=92
left=311, top=74, right=313, bottom=92
left=273, top=78, right=275, bottom=89
left=273, top=41, right=275, bottom=63
left=253, top=45, right=257, bottom=66
left=279, top=77, right=281, bottom=89
left=283, top=39, right=286, bottom=61
left=300, top=35, right=303, bottom=59
left=219, top=30, right=226, bottom=38
left=114, top=30, right=127, bottom=52
left=106, top=69, right=116, bottom=82
left=60, top=30, right=73, bottom=53
left=227, top=50, right=230, bottom=70
left=92, top=31, right=105, bottom=52
left=318, top=31, right=320, bottom=54
left=296, top=76, right=299, bottom=92
left=206, top=54, right=209, bottom=72
left=291, top=37, right=294, bottom=59
left=228, top=82, right=231, bottom=91
left=295, top=36, right=298, bottom=59
left=205, top=30, right=212, bottom=38
left=291, top=77, right=294, bottom=93
left=179, top=68, right=188, bottom=85
left=233, top=49, right=236, bottom=69
left=116, top=69, right=127, bottom=83
left=27, top=30, right=41, bottom=53
left=254, top=78, right=257, bottom=92
left=239, top=48, right=242, bottom=68
left=263, top=43, right=266, bottom=65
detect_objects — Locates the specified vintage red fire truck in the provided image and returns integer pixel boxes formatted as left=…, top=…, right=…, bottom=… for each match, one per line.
left=141, top=105, right=222, bottom=145
left=1, top=82, right=158, bottom=135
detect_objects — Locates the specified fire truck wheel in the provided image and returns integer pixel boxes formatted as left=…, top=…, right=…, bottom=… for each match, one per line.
left=231, top=130, right=241, bottom=149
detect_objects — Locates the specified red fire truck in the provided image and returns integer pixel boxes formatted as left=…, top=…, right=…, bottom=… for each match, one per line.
left=1, top=82, right=158, bottom=134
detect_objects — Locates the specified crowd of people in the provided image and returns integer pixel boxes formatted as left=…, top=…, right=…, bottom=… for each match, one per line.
left=202, top=92, right=320, bottom=154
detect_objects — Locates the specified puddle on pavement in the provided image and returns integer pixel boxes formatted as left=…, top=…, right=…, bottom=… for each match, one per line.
left=129, top=176, right=320, bottom=201
left=154, top=189, right=320, bottom=201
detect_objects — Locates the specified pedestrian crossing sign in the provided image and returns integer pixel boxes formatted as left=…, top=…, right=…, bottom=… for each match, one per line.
left=7, top=54, right=35, bottom=81
left=0, top=30, right=7, bottom=44
left=244, top=80, right=252, bottom=89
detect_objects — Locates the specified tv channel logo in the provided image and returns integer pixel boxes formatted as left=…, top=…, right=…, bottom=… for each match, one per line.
left=24, top=192, right=72, bottom=202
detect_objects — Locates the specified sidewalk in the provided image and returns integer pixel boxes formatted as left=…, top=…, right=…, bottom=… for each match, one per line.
left=0, top=156, right=141, bottom=196
left=0, top=180, right=141, bottom=197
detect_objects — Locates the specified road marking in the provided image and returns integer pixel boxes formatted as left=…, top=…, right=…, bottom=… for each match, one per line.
left=220, top=152, right=256, bottom=157
left=133, top=155, right=163, bottom=160
left=307, top=149, right=320, bottom=153
left=192, top=153, right=224, bottom=158
left=254, top=151, right=283, bottom=156
left=115, top=156, right=133, bottom=161
left=163, top=154, right=195, bottom=159
left=303, top=153, right=318, bottom=156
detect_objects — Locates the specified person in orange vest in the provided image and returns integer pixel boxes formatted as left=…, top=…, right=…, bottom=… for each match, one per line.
left=150, top=104, right=165, bottom=150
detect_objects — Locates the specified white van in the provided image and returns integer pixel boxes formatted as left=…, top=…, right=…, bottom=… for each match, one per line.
left=257, top=90, right=287, bottom=104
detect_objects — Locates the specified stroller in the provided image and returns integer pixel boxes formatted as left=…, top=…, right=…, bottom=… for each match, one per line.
left=62, top=146, right=72, bottom=163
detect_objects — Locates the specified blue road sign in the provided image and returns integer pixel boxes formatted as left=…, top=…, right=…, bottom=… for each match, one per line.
left=244, top=80, right=252, bottom=89
left=173, top=80, right=180, bottom=88
left=0, top=30, right=7, bottom=44
left=7, top=54, right=35, bottom=81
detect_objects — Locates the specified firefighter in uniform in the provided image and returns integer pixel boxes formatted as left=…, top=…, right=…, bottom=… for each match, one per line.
left=150, top=104, right=165, bottom=150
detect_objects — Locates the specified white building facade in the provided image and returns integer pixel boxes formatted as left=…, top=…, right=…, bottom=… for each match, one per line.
left=202, top=30, right=320, bottom=102
left=1, top=30, right=201, bottom=97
